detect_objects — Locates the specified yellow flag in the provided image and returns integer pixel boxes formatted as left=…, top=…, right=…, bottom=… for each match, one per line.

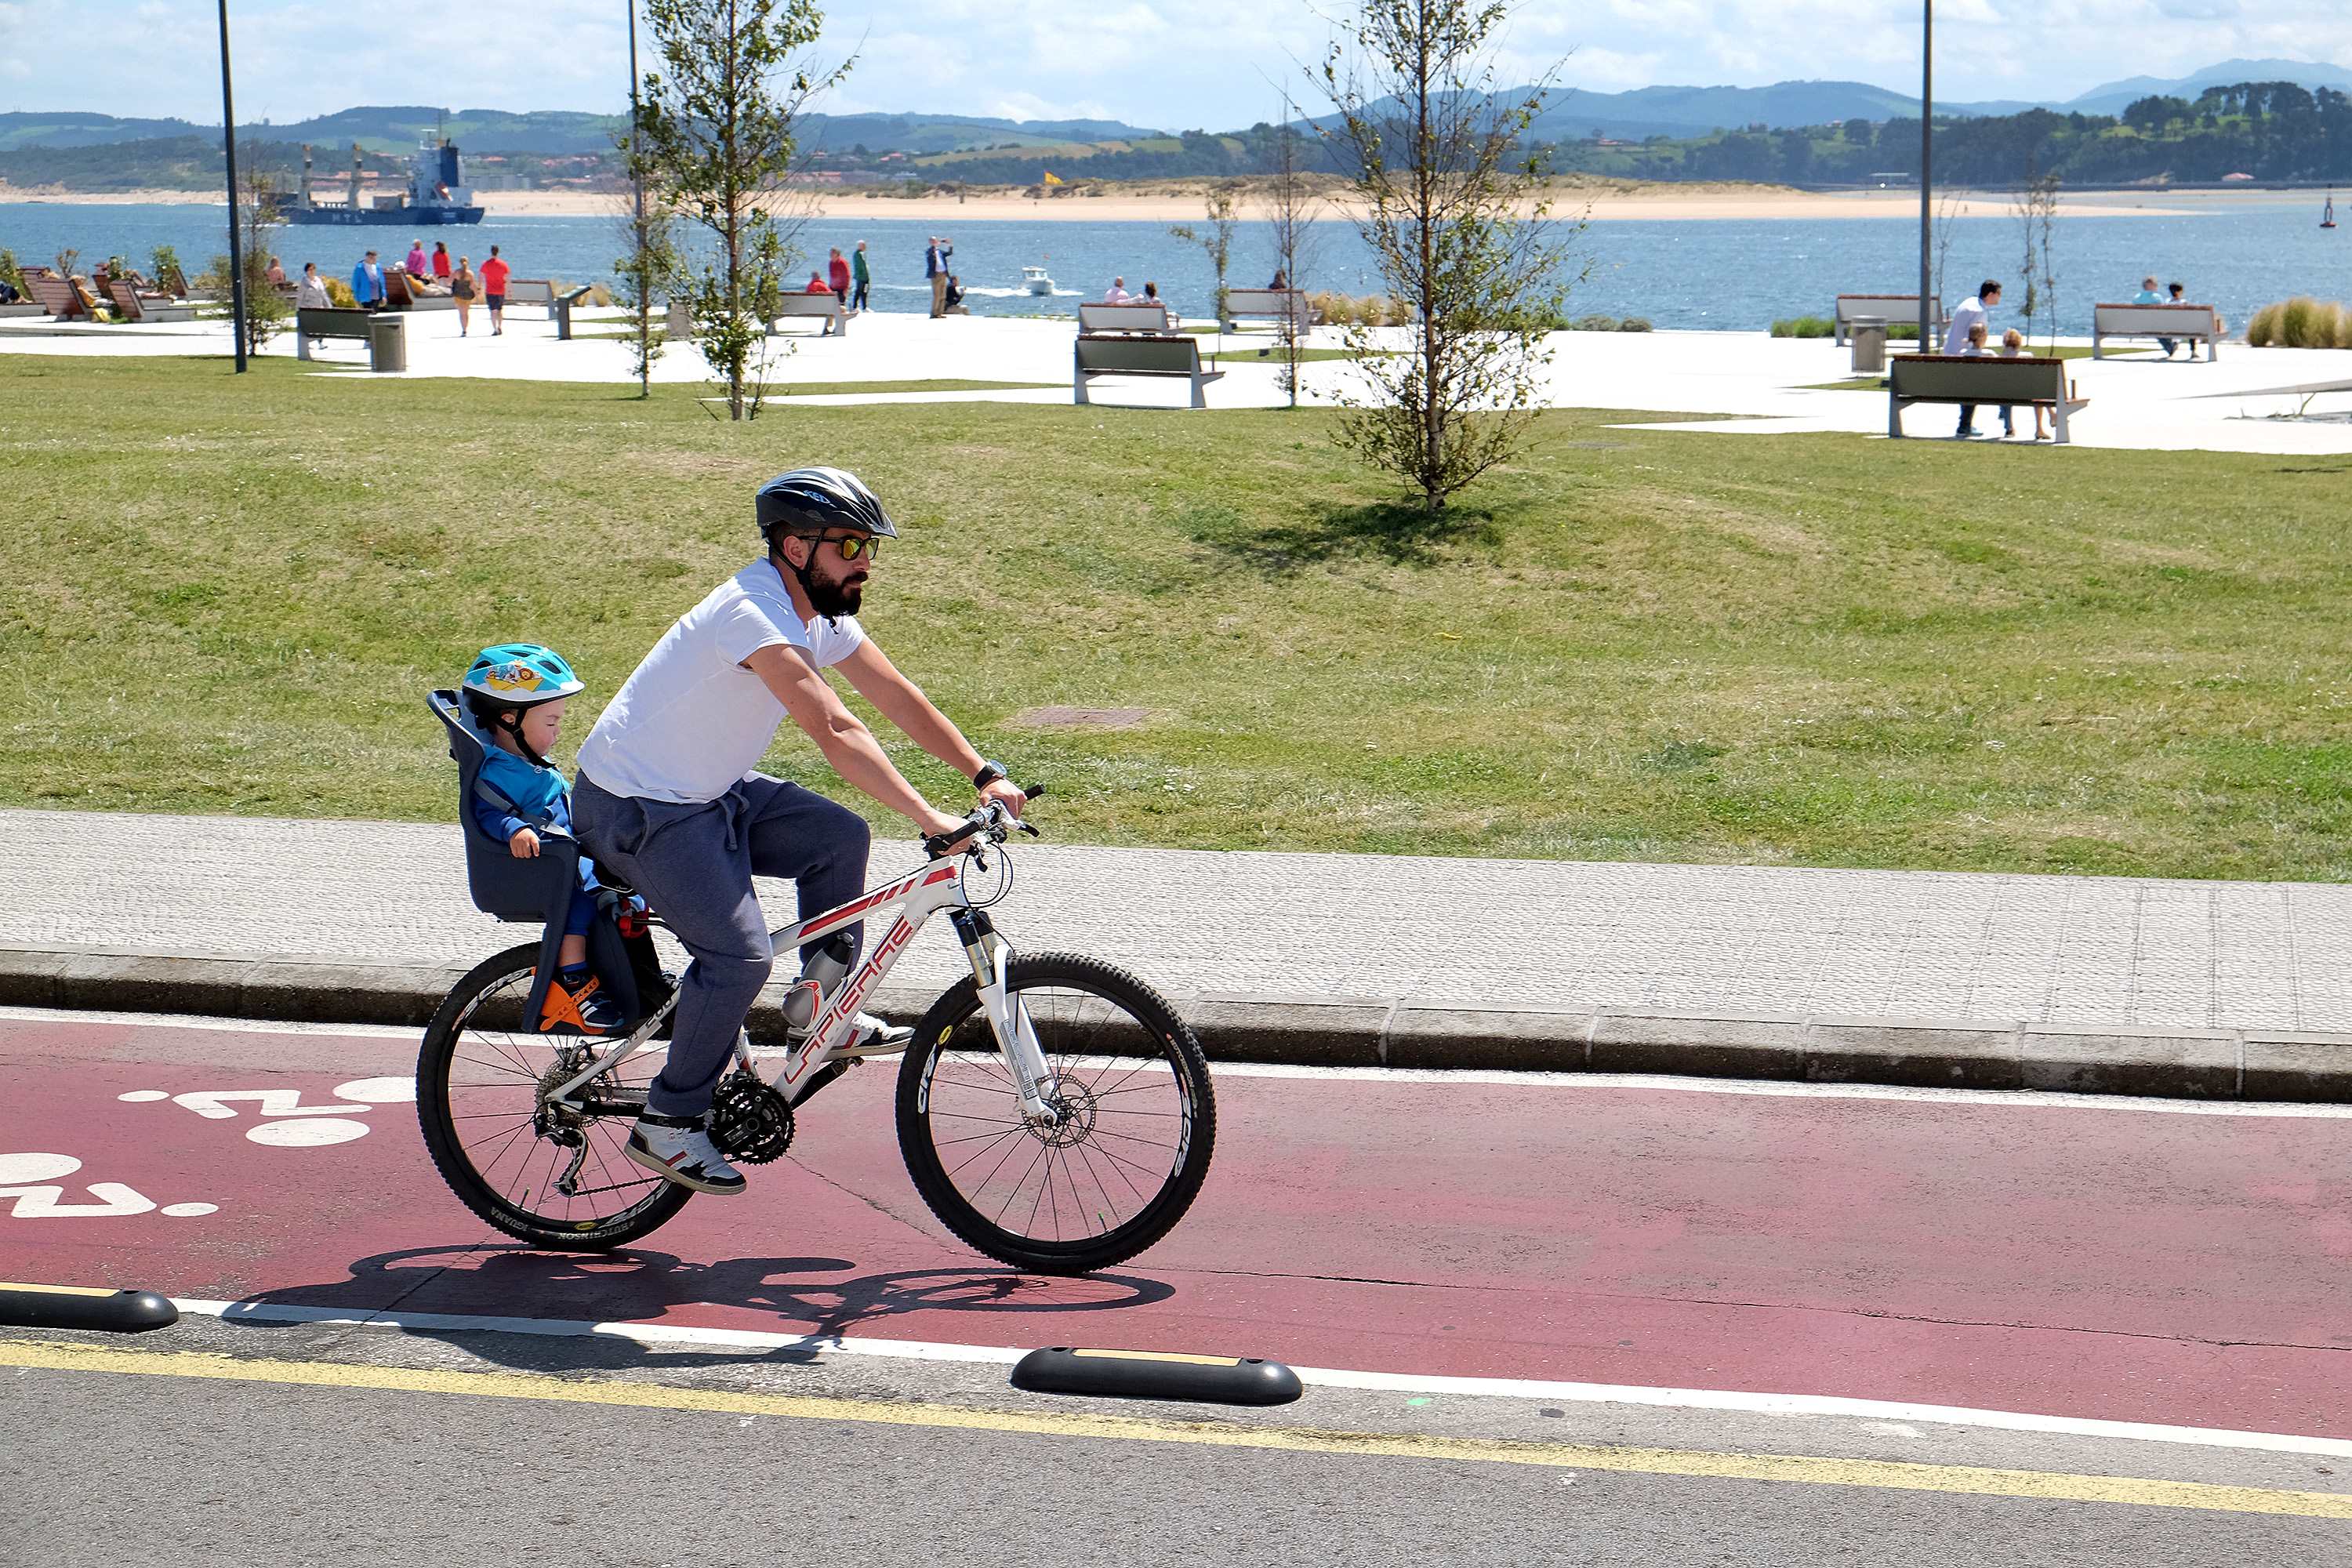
left=1042, top=170, right=1064, bottom=186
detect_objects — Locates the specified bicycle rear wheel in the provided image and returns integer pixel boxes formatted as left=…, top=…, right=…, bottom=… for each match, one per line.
left=416, top=942, right=691, bottom=1250
left=895, top=953, right=1214, bottom=1275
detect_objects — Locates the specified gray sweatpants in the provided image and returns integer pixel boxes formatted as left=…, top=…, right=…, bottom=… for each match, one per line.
left=573, top=771, right=870, bottom=1118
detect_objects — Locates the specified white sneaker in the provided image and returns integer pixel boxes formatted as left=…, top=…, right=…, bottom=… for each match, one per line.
left=835, top=1011, right=914, bottom=1058
left=625, top=1113, right=745, bottom=1195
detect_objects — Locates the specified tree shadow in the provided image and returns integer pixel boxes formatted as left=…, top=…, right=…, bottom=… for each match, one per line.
left=1194, top=499, right=1504, bottom=575
left=216, top=1243, right=1177, bottom=1374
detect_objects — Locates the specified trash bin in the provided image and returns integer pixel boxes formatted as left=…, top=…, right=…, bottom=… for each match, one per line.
left=664, top=299, right=691, bottom=336
left=366, top=312, right=407, bottom=373
left=1849, top=317, right=1887, bottom=373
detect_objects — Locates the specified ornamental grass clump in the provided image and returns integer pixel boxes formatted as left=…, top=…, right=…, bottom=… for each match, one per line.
left=1769, top=315, right=1835, bottom=337
left=2247, top=297, right=2352, bottom=348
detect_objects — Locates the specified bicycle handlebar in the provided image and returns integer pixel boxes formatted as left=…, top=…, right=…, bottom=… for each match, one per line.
left=924, top=782, right=1046, bottom=858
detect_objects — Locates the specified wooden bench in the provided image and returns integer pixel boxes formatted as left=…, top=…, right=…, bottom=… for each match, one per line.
left=24, top=271, right=90, bottom=320
left=385, top=269, right=456, bottom=312
left=1221, top=287, right=1317, bottom=332
left=1888, top=354, right=2088, bottom=444
left=500, top=278, right=559, bottom=318
left=1073, top=332, right=1224, bottom=409
left=103, top=277, right=197, bottom=323
left=1077, top=301, right=1172, bottom=333
left=296, top=305, right=396, bottom=368
left=770, top=292, right=846, bottom=336
left=2092, top=303, right=2222, bottom=361
left=1835, top=293, right=1946, bottom=347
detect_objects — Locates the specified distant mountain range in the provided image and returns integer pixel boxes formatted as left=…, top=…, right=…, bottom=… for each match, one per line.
left=9, top=58, right=2351, bottom=162
left=0, top=106, right=1167, bottom=158
left=1532, top=58, right=2352, bottom=141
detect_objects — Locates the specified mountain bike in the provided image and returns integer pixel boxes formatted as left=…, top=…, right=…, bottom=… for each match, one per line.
left=414, top=792, right=1215, bottom=1274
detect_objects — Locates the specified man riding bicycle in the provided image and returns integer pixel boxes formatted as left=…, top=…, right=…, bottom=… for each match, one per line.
left=573, top=466, right=1025, bottom=1196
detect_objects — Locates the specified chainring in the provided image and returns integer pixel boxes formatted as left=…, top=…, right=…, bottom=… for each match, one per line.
left=710, top=1070, right=795, bottom=1164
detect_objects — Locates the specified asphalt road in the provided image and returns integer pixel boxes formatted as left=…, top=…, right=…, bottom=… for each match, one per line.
left=5, top=1006, right=2350, bottom=1565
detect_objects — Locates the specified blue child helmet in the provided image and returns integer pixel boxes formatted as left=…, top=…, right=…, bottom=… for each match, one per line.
left=462, top=643, right=584, bottom=708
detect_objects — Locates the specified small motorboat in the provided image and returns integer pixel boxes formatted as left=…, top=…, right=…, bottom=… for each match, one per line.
left=1022, top=264, right=1055, bottom=295
left=2325, top=192, right=2337, bottom=230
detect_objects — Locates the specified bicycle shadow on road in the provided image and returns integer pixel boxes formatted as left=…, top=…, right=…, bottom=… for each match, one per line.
left=220, top=1243, right=1178, bottom=1374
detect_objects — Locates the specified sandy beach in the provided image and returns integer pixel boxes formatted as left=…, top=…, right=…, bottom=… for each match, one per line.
left=0, top=180, right=2199, bottom=223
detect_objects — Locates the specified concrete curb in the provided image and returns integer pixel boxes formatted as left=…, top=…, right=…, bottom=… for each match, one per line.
left=6, top=944, right=2350, bottom=1102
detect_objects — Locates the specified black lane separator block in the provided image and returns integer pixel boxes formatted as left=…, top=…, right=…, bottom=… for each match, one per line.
left=0, top=1283, right=180, bottom=1334
left=1011, top=1346, right=1304, bottom=1406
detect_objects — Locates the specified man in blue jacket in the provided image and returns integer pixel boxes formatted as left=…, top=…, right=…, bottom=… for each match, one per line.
left=352, top=250, right=385, bottom=312
left=924, top=235, right=952, bottom=318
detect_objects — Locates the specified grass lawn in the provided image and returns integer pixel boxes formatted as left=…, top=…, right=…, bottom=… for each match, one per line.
left=6, top=352, right=2351, bottom=880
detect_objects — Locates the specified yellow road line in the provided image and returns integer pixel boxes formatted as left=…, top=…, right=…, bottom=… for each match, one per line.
left=4, top=1338, right=2347, bottom=1519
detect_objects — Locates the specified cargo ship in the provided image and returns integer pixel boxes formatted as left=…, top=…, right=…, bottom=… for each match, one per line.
left=288, top=138, right=484, bottom=226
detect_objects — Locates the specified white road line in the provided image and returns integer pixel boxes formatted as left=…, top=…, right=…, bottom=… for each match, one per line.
left=6, top=1004, right=2351, bottom=1117
left=173, top=1298, right=2352, bottom=1458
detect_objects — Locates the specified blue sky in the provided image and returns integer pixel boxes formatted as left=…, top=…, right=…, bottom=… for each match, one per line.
left=2, top=0, right=2346, bottom=130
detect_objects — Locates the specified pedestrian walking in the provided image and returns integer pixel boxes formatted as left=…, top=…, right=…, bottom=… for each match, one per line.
left=295, top=261, right=330, bottom=350
left=451, top=256, right=478, bottom=336
left=431, top=241, right=452, bottom=281
left=351, top=249, right=386, bottom=312
left=851, top=240, right=870, bottom=313
left=827, top=246, right=851, bottom=302
left=925, top=235, right=953, bottom=318
left=481, top=244, right=510, bottom=336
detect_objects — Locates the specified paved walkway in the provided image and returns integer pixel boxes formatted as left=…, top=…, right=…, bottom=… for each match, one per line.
left=9, top=309, right=2352, bottom=453
left=9, top=807, right=2351, bottom=1035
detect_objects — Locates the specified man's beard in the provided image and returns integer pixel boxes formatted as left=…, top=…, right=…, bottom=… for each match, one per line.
left=805, top=568, right=865, bottom=619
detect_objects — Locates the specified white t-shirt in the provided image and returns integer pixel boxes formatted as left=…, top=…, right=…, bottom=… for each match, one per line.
left=576, top=558, right=866, bottom=804
left=1944, top=296, right=1988, bottom=355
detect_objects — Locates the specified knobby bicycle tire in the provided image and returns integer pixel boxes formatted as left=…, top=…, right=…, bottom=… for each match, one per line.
left=895, top=952, right=1215, bottom=1275
left=416, top=942, right=692, bottom=1251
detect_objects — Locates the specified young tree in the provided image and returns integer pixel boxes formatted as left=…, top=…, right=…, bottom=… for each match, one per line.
left=1316, top=0, right=1581, bottom=512
left=1929, top=187, right=1962, bottom=335
left=633, top=0, right=847, bottom=419
left=1261, top=102, right=1322, bottom=408
left=1169, top=187, right=1239, bottom=332
left=205, top=152, right=290, bottom=354
left=612, top=148, right=684, bottom=398
left=2013, top=163, right=2060, bottom=352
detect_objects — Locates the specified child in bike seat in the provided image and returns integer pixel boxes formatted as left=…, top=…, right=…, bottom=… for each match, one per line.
left=461, top=642, right=631, bottom=1036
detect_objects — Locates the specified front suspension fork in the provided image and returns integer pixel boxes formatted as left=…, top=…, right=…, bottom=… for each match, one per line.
left=952, top=910, right=1056, bottom=1120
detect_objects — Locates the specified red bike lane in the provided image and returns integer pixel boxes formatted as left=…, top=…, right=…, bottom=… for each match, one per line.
left=5, top=1011, right=2350, bottom=1439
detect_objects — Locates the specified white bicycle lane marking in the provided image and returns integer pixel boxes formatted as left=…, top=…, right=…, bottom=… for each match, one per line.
left=0, top=1150, right=216, bottom=1219
left=2, top=1077, right=420, bottom=1222
left=116, top=1076, right=417, bottom=1147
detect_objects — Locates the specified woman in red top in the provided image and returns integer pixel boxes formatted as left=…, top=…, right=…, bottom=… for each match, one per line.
left=431, top=241, right=451, bottom=281
left=827, top=247, right=851, bottom=299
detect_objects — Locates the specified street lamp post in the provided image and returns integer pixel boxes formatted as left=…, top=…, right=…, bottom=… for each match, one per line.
left=217, top=0, right=247, bottom=372
left=1917, top=0, right=1932, bottom=357
left=626, top=0, right=652, bottom=386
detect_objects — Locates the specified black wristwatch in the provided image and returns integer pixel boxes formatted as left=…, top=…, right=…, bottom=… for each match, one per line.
left=972, top=759, right=1009, bottom=789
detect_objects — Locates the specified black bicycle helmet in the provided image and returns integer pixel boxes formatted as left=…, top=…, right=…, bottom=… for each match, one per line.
left=756, top=466, right=898, bottom=544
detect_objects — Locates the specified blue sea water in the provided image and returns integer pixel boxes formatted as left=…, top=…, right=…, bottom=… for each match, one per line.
left=2, top=196, right=2339, bottom=337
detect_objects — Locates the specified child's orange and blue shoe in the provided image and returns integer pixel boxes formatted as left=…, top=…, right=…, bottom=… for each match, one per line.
left=539, top=967, right=628, bottom=1036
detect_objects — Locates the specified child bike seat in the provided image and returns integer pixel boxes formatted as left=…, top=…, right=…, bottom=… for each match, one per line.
left=428, top=688, right=583, bottom=925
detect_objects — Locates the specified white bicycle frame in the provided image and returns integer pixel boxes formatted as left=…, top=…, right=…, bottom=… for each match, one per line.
left=541, top=837, right=1059, bottom=1120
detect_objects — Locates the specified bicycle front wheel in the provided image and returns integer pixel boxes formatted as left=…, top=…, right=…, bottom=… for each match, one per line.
left=416, top=942, right=691, bottom=1251
left=896, top=953, right=1215, bottom=1275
